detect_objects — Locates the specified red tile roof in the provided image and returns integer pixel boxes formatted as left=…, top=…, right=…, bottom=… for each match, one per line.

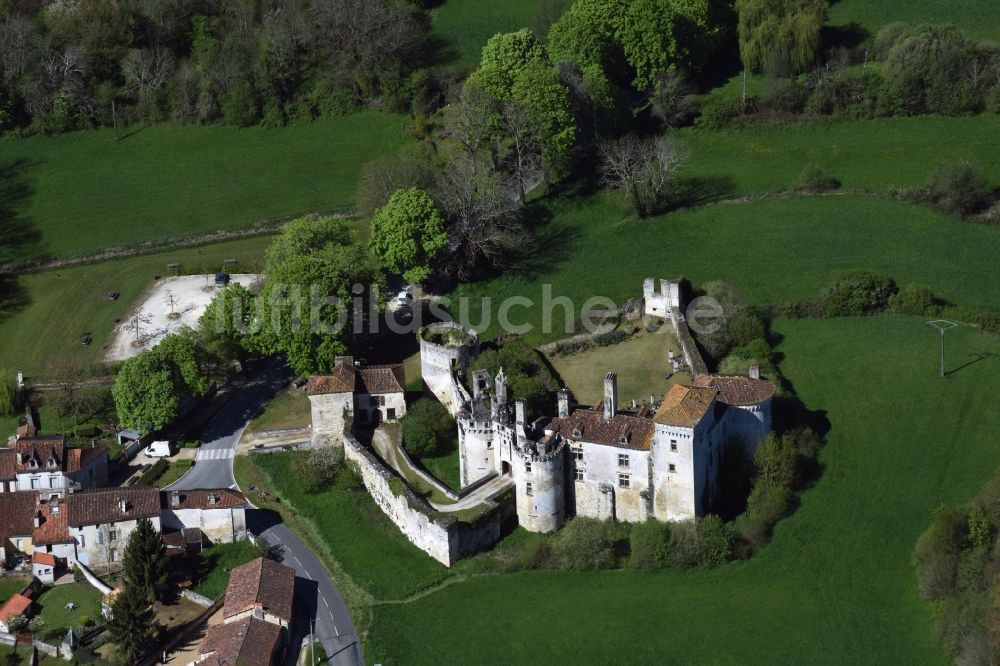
left=0, top=594, right=31, bottom=623
left=223, top=557, right=295, bottom=623
left=552, top=409, right=654, bottom=450
left=66, top=488, right=160, bottom=527
left=653, top=384, right=717, bottom=428
left=66, top=447, right=106, bottom=474
left=692, top=374, right=775, bottom=406
left=32, top=501, right=71, bottom=546
left=0, top=451, right=15, bottom=482
left=306, top=362, right=356, bottom=395
left=356, top=365, right=405, bottom=395
left=0, top=492, right=38, bottom=541
left=199, top=616, right=282, bottom=665
left=32, top=552, right=56, bottom=567
left=9, top=437, right=65, bottom=472
left=163, top=489, right=246, bottom=511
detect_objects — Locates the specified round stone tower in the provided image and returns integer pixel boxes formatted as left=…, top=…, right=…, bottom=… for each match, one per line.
left=419, top=322, right=479, bottom=414
left=515, top=431, right=566, bottom=533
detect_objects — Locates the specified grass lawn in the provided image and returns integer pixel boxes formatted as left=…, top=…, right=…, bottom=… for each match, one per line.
left=430, top=0, right=571, bottom=67
left=828, top=0, right=1000, bottom=42
left=236, top=452, right=449, bottom=600
left=247, top=388, right=311, bottom=434
left=452, top=194, right=1000, bottom=344
left=365, top=316, right=1000, bottom=663
left=0, top=235, right=272, bottom=378
left=0, top=388, right=118, bottom=449
left=155, top=459, right=194, bottom=488
left=193, top=540, right=265, bottom=600
left=413, top=438, right=461, bottom=491
left=544, top=328, right=692, bottom=407
left=36, top=582, right=104, bottom=632
left=1, top=112, right=411, bottom=261
left=0, top=577, right=30, bottom=603
left=676, top=115, right=1000, bottom=198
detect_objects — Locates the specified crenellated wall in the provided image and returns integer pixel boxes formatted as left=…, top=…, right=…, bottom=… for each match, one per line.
left=419, top=323, right=479, bottom=415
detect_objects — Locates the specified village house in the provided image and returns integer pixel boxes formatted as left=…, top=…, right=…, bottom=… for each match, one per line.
left=0, top=436, right=108, bottom=496
left=307, top=357, right=406, bottom=439
left=195, top=557, right=295, bottom=665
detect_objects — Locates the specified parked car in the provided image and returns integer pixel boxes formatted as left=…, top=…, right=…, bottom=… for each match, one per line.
left=146, top=440, right=173, bottom=458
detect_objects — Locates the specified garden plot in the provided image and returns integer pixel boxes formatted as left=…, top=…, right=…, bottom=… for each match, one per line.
left=106, top=274, right=262, bottom=362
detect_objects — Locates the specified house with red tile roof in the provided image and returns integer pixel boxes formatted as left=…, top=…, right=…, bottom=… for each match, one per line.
left=195, top=557, right=295, bottom=665
left=0, top=592, right=32, bottom=633
left=0, top=435, right=107, bottom=497
left=307, top=356, right=406, bottom=439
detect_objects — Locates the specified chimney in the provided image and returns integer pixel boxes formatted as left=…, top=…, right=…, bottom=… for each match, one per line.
left=557, top=389, right=570, bottom=419
left=51, top=499, right=59, bottom=515
left=208, top=493, right=218, bottom=505
left=495, top=368, right=508, bottom=405
left=117, top=496, right=127, bottom=514
left=515, top=401, right=526, bottom=427
left=603, top=372, right=618, bottom=421
left=170, top=490, right=180, bottom=508
left=749, top=365, right=761, bottom=380
left=33, top=511, right=40, bottom=528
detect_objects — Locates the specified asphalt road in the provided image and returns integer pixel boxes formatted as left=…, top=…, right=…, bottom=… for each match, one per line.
left=167, top=360, right=364, bottom=666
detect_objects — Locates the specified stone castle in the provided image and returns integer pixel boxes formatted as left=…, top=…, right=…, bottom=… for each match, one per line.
left=417, top=278, right=775, bottom=533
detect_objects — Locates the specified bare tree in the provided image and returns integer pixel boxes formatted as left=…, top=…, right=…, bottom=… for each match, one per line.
left=444, top=83, right=498, bottom=170
left=121, top=47, right=175, bottom=106
left=433, top=158, right=526, bottom=280
left=44, top=356, right=94, bottom=437
left=0, top=17, right=35, bottom=86
left=599, top=135, right=688, bottom=218
left=96, top=523, right=125, bottom=575
left=500, top=100, right=542, bottom=203
left=124, top=307, right=153, bottom=346
left=163, top=288, right=178, bottom=319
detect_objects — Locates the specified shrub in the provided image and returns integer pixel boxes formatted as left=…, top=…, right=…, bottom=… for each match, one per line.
left=913, top=506, right=967, bottom=600
left=402, top=399, right=455, bottom=458
left=468, top=339, right=555, bottom=417
left=292, top=446, right=344, bottom=494
left=822, top=271, right=898, bottom=317
left=134, top=458, right=168, bottom=487
left=695, top=95, right=746, bottom=130
left=630, top=519, right=670, bottom=570
left=890, top=284, right=940, bottom=316
left=926, top=161, right=993, bottom=217
left=27, top=616, right=46, bottom=635
left=727, top=314, right=767, bottom=349
left=796, top=163, right=840, bottom=194
left=552, top=517, right=618, bottom=571
left=666, top=516, right=732, bottom=569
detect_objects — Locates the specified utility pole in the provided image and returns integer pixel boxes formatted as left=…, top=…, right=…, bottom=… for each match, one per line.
left=927, top=320, right=959, bottom=378
left=112, top=100, right=119, bottom=141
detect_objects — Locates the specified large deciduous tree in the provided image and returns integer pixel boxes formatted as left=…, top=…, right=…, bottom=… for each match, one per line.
left=247, top=216, right=379, bottom=375
left=111, top=351, right=182, bottom=433
left=599, top=134, right=687, bottom=217
left=369, top=187, right=449, bottom=284
left=736, top=0, right=826, bottom=77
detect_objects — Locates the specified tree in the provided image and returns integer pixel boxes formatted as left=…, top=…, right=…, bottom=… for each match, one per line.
left=154, top=334, right=211, bottom=396
left=369, top=187, right=449, bottom=284
left=433, top=158, right=526, bottom=281
left=471, top=29, right=548, bottom=99
left=292, top=444, right=344, bottom=494
left=111, top=351, right=182, bottom=433
left=96, top=523, right=125, bottom=575
left=547, top=0, right=629, bottom=83
left=107, top=583, right=158, bottom=663
left=630, top=519, right=670, bottom=569
left=124, top=307, right=152, bottom=346
left=44, top=356, right=94, bottom=436
left=197, top=283, right=253, bottom=366
left=552, top=517, right=618, bottom=570
left=599, top=134, right=687, bottom=217
left=355, top=154, right=437, bottom=220
left=248, top=216, right=379, bottom=375
left=122, top=517, right=168, bottom=602
left=401, top=398, right=454, bottom=458
left=510, top=62, right=577, bottom=181
left=925, top=160, right=992, bottom=216
left=736, top=0, right=826, bottom=77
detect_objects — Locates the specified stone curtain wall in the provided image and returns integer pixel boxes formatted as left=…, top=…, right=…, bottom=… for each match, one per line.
left=343, top=435, right=511, bottom=566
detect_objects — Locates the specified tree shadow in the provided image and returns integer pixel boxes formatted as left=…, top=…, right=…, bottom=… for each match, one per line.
left=822, top=21, right=870, bottom=52
left=659, top=175, right=737, bottom=213
left=0, top=157, right=42, bottom=320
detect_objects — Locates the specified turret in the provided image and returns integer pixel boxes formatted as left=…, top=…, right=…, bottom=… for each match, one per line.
left=515, top=400, right=526, bottom=427
left=557, top=389, right=570, bottom=419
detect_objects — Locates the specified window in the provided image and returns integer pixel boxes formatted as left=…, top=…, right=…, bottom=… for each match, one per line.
left=30, top=478, right=40, bottom=489
left=15, top=539, right=22, bottom=550
left=487, top=440, right=493, bottom=450
left=668, top=463, right=676, bottom=473
left=78, top=534, right=85, bottom=548
left=574, top=468, right=584, bottom=482
left=525, top=460, right=532, bottom=473
left=375, top=395, right=386, bottom=406
left=108, top=529, right=119, bottom=541
left=571, top=444, right=583, bottom=461
left=670, top=439, right=678, bottom=452
left=618, top=473, right=630, bottom=489
left=109, top=549, right=116, bottom=562
left=386, top=408, right=396, bottom=420
left=49, top=477, right=58, bottom=489
left=618, top=454, right=629, bottom=468
left=525, top=482, right=533, bottom=496
left=572, top=428, right=582, bottom=438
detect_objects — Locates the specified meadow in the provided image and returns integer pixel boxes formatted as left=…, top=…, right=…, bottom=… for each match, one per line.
left=0, top=235, right=273, bottom=378
left=365, top=316, right=1000, bottom=663
left=829, top=0, right=1000, bottom=42
left=0, top=111, right=410, bottom=261
left=452, top=193, right=1000, bottom=345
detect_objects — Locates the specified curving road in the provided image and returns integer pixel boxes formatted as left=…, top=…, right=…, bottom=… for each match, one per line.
left=167, top=360, right=364, bottom=666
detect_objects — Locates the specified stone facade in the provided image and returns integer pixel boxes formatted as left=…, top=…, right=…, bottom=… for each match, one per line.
left=419, top=322, right=479, bottom=415
left=643, top=277, right=684, bottom=318
left=307, top=358, right=407, bottom=441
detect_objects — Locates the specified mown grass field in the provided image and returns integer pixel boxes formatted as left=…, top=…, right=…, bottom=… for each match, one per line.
left=677, top=115, right=1000, bottom=197
left=366, top=316, right=1000, bottom=663
left=1, top=111, right=410, bottom=260
left=246, top=387, right=311, bottom=434
left=431, top=0, right=569, bottom=67
left=829, top=0, right=1000, bottom=42
left=0, top=235, right=272, bottom=378
left=36, top=582, right=104, bottom=632
left=453, top=193, right=1000, bottom=345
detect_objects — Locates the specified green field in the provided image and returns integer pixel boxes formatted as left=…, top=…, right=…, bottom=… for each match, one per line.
left=677, top=116, right=1000, bottom=197
left=452, top=194, right=1000, bottom=344
left=366, top=316, right=1000, bottom=663
left=0, top=235, right=272, bottom=378
left=431, top=0, right=570, bottom=67
left=829, top=0, right=1000, bottom=42
left=247, top=388, right=311, bottom=434
left=0, top=112, right=410, bottom=261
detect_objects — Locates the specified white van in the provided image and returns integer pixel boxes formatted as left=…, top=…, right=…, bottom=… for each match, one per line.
left=146, top=440, right=173, bottom=458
